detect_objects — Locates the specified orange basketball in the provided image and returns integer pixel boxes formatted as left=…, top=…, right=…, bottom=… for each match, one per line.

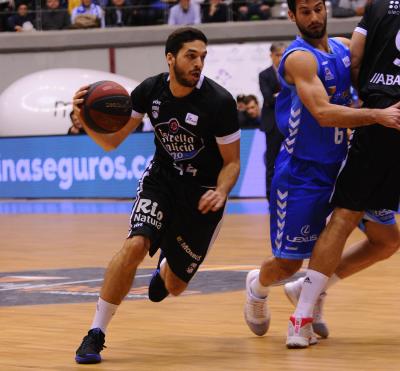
left=83, top=80, right=132, bottom=133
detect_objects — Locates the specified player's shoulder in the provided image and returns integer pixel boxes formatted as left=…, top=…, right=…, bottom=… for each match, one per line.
left=139, top=73, right=167, bottom=90
left=201, top=76, right=235, bottom=104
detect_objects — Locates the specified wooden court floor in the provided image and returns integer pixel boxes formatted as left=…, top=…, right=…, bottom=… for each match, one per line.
left=0, top=210, right=399, bottom=370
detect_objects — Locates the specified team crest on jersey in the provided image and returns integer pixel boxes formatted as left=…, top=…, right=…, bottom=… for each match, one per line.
left=342, top=56, right=351, bottom=68
left=185, top=112, right=199, bottom=126
left=324, top=67, right=334, bottom=81
left=155, top=118, right=205, bottom=161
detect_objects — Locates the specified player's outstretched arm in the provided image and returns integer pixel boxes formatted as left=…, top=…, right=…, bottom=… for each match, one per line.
left=73, top=85, right=143, bottom=151
left=198, top=139, right=240, bottom=214
left=285, top=51, right=400, bottom=130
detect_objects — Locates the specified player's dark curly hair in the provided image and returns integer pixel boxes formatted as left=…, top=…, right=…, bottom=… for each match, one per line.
left=165, top=27, right=208, bottom=56
left=287, top=0, right=326, bottom=13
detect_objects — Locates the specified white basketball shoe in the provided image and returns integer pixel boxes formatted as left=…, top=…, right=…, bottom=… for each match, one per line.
left=284, top=278, right=329, bottom=338
left=244, top=269, right=271, bottom=336
left=286, top=316, right=318, bottom=349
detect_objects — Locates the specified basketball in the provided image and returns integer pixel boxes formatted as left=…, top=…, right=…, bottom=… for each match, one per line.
left=82, top=80, right=132, bottom=133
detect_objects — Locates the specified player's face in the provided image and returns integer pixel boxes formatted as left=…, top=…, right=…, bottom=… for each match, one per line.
left=170, top=40, right=207, bottom=88
left=289, top=0, right=327, bottom=40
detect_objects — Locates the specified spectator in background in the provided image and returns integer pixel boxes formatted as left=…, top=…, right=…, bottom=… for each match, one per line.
left=202, top=0, right=228, bottom=23
left=237, top=0, right=275, bottom=21
left=332, top=0, right=367, bottom=17
left=131, top=0, right=167, bottom=26
left=42, top=0, right=71, bottom=29
left=7, top=3, right=36, bottom=31
left=71, top=0, right=105, bottom=28
left=259, top=42, right=285, bottom=201
left=240, top=94, right=261, bottom=129
left=105, top=0, right=132, bottom=26
left=68, top=0, right=81, bottom=14
left=168, top=0, right=201, bottom=25
left=0, top=0, right=13, bottom=32
left=236, top=94, right=248, bottom=127
left=67, top=111, right=86, bottom=135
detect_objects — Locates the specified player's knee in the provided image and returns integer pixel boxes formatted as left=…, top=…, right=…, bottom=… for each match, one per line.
left=164, top=278, right=187, bottom=296
left=331, top=208, right=362, bottom=235
left=119, top=237, right=149, bottom=269
left=377, top=234, right=400, bottom=261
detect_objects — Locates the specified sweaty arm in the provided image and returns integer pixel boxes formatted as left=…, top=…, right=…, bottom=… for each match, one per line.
left=73, top=85, right=143, bottom=151
left=284, top=51, right=400, bottom=129
left=198, top=139, right=240, bottom=214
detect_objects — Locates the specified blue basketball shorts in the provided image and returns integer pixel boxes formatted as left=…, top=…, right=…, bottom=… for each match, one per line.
left=269, top=152, right=396, bottom=260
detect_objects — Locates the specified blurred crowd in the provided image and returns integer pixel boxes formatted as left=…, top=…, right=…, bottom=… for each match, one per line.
left=0, top=0, right=369, bottom=32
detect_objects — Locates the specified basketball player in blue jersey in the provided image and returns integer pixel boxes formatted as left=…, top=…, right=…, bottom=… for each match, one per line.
left=288, top=0, right=400, bottom=349
left=72, top=28, right=240, bottom=364
left=244, top=0, right=400, bottom=348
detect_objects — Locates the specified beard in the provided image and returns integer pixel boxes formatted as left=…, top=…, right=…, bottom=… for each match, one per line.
left=173, top=62, right=200, bottom=88
left=296, top=16, right=327, bottom=40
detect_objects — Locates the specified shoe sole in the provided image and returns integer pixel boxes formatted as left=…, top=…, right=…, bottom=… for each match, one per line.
left=75, top=354, right=102, bottom=364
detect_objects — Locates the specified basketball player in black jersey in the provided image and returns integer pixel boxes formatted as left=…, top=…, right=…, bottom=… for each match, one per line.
left=288, top=0, right=400, bottom=347
left=72, top=27, right=240, bottom=364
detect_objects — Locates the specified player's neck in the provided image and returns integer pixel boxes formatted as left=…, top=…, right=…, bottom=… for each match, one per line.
left=168, top=79, right=195, bottom=98
left=302, top=34, right=330, bottom=53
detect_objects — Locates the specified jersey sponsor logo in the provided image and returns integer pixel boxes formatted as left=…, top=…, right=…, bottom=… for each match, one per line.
left=286, top=224, right=318, bottom=243
left=342, top=56, right=351, bottom=68
left=324, top=66, right=334, bottom=81
left=155, top=118, right=205, bottom=162
left=185, top=112, right=199, bottom=126
left=369, top=73, right=400, bottom=86
left=132, top=198, right=163, bottom=230
left=152, top=100, right=161, bottom=119
left=388, top=0, right=400, bottom=14
left=177, top=235, right=202, bottom=261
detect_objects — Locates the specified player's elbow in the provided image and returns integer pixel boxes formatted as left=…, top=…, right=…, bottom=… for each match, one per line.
left=314, top=109, right=332, bottom=127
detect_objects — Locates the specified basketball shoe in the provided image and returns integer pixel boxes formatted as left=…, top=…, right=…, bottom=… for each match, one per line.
left=284, top=279, right=329, bottom=338
left=75, top=328, right=105, bottom=364
left=148, top=252, right=169, bottom=302
left=244, top=269, right=271, bottom=336
left=286, top=316, right=318, bottom=348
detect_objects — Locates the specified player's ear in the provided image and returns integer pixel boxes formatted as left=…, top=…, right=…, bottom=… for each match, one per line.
left=288, top=10, right=295, bottom=22
left=166, top=52, right=175, bottom=67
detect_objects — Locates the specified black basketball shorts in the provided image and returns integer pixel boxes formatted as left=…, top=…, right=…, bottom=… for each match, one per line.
left=128, top=161, right=225, bottom=283
left=331, top=96, right=400, bottom=211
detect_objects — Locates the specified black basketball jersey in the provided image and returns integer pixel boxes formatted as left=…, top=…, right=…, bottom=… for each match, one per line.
left=130, top=73, right=240, bottom=187
left=355, top=0, right=400, bottom=102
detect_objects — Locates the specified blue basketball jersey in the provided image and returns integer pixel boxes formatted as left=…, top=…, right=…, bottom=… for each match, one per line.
left=276, top=37, right=352, bottom=164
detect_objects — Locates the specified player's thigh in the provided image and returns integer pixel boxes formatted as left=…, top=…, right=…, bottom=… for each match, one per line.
left=161, top=185, right=225, bottom=283
left=270, top=158, right=337, bottom=260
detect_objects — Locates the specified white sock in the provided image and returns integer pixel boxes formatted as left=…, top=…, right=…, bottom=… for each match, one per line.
left=250, top=274, right=270, bottom=299
left=325, top=273, right=341, bottom=290
left=293, top=269, right=328, bottom=318
left=90, top=297, right=119, bottom=334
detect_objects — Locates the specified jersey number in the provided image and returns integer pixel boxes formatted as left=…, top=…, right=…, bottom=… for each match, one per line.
left=394, top=30, right=400, bottom=67
left=334, top=128, right=344, bottom=144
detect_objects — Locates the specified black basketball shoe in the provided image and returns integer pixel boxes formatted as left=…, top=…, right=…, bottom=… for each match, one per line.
left=148, top=251, right=169, bottom=302
left=75, top=328, right=106, bottom=364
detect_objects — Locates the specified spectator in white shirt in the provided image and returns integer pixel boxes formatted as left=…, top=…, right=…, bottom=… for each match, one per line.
left=168, top=0, right=201, bottom=25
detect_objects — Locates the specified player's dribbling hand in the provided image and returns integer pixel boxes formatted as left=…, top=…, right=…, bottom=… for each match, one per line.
left=198, top=189, right=227, bottom=214
left=72, top=85, right=90, bottom=122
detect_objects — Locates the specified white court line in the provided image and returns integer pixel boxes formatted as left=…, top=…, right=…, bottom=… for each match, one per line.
left=0, top=273, right=152, bottom=292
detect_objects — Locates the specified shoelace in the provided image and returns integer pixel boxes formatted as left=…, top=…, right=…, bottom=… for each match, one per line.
left=81, top=335, right=106, bottom=353
left=249, top=298, right=266, bottom=318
